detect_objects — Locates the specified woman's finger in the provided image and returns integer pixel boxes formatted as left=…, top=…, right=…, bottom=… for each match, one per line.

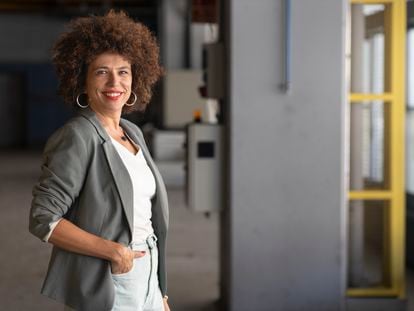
left=112, top=263, right=133, bottom=274
left=133, top=250, right=146, bottom=258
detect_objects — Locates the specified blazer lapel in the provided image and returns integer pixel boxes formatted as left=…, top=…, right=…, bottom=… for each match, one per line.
left=101, top=141, right=134, bottom=236
left=78, top=108, right=134, bottom=237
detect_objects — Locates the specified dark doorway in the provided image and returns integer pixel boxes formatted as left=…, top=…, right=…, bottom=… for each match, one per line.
left=0, top=72, right=25, bottom=147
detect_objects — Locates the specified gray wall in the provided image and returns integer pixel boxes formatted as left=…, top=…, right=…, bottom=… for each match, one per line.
left=224, top=0, right=346, bottom=310
left=0, top=14, right=65, bottom=62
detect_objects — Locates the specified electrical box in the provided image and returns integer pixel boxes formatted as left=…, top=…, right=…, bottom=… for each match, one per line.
left=163, top=70, right=204, bottom=128
left=186, top=123, right=223, bottom=213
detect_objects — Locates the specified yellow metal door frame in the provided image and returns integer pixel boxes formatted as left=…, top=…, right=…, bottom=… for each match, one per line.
left=347, top=0, right=406, bottom=298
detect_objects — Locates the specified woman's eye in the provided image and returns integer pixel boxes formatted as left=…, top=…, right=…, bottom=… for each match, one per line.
left=96, top=70, right=107, bottom=75
left=120, top=70, right=129, bottom=75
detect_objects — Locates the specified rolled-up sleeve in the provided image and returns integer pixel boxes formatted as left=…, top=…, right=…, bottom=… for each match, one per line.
left=29, top=123, right=89, bottom=242
left=42, top=219, right=63, bottom=242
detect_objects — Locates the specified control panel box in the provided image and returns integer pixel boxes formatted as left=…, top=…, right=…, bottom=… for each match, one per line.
left=186, top=123, right=223, bottom=213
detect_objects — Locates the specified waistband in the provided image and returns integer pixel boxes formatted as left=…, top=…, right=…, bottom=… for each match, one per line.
left=128, top=233, right=158, bottom=251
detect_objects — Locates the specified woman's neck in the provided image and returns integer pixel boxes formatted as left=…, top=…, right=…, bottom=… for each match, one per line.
left=93, top=109, right=122, bottom=132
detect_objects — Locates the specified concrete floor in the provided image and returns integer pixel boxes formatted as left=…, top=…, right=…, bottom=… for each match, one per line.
left=0, top=151, right=220, bottom=311
left=2, top=151, right=414, bottom=311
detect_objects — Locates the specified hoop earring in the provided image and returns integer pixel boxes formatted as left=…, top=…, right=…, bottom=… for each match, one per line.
left=76, top=93, right=89, bottom=108
left=125, top=92, right=137, bottom=107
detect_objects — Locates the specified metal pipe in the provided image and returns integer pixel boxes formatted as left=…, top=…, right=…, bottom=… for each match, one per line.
left=280, top=0, right=291, bottom=93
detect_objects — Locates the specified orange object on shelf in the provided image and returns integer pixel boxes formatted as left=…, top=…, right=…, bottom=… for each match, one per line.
left=193, top=109, right=202, bottom=123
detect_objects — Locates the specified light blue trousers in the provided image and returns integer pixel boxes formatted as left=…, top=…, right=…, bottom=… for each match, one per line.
left=63, top=234, right=164, bottom=311
left=111, top=234, right=164, bottom=311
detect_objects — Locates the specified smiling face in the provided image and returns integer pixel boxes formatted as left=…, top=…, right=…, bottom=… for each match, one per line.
left=85, top=52, right=133, bottom=115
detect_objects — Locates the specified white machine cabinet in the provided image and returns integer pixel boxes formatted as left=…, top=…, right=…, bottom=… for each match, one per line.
left=186, top=123, right=223, bottom=213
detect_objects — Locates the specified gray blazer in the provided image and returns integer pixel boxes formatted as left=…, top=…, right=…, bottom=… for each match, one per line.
left=29, top=108, right=169, bottom=311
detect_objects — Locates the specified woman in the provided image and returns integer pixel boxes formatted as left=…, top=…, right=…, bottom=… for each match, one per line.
left=29, top=10, right=170, bottom=311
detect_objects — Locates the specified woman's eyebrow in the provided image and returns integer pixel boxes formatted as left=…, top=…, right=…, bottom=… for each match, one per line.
left=94, top=66, right=130, bottom=70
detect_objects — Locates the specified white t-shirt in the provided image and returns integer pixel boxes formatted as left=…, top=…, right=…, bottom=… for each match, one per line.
left=111, top=137, right=156, bottom=243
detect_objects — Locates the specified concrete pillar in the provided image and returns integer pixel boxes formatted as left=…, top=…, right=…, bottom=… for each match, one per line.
left=222, top=1, right=347, bottom=310
left=158, top=0, right=189, bottom=69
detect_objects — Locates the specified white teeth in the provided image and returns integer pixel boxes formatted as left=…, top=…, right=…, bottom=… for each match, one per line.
left=104, top=92, right=121, bottom=97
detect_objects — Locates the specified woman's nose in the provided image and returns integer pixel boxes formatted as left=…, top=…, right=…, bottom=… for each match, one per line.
left=107, top=72, right=119, bottom=86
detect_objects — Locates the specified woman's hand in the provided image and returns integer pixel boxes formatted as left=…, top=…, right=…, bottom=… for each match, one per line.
left=110, top=243, right=146, bottom=274
left=163, top=297, right=171, bottom=311
left=45, top=220, right=146, bottom=274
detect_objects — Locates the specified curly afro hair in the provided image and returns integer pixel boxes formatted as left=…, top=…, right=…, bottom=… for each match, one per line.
left=52, top=10, right=163, bottom=114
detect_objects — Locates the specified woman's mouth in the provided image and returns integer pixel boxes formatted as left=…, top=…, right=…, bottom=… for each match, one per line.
left=102, top=92, right=123, bottom=101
